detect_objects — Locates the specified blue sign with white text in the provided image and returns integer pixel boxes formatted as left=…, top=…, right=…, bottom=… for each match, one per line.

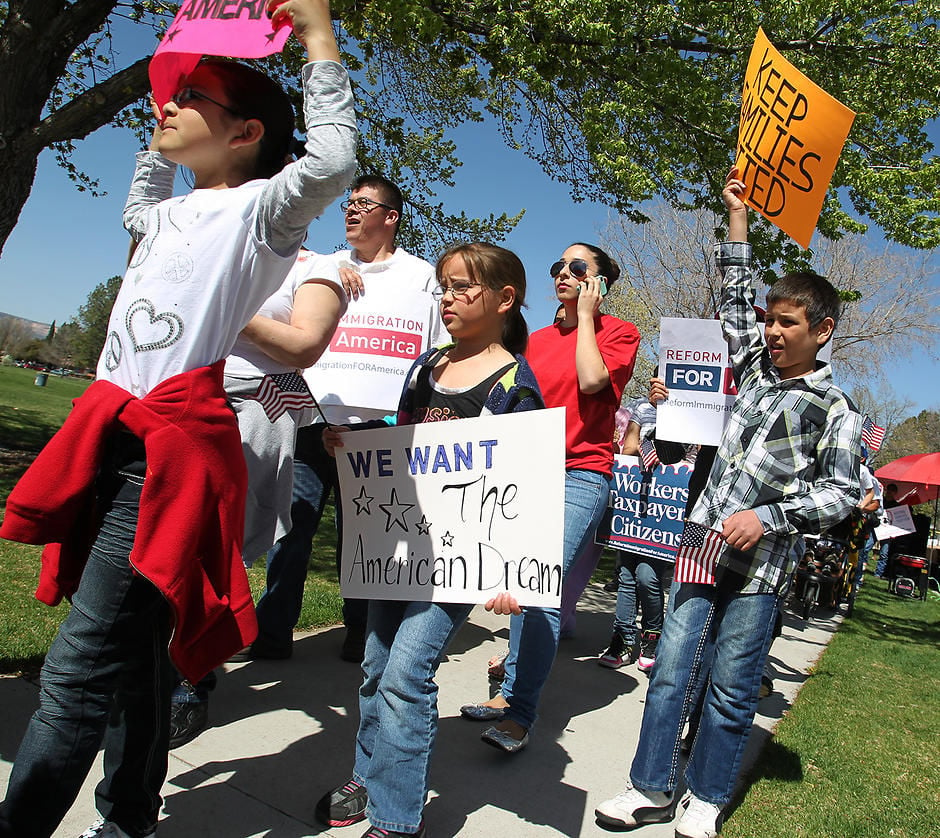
left=595, top=455, right=692, bottom=562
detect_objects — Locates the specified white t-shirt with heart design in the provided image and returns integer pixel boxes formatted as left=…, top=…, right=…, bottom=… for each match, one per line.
left=96, top=60, right=356, bottom=398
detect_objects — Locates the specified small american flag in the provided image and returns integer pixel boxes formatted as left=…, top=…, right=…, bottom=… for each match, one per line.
left=640, top=437, right=660, bottom=470
left=253, top=372, right=316, bottom=422
left=861, top=416, right=885, bottom=453
left=675, top=521, right=725, bottom=585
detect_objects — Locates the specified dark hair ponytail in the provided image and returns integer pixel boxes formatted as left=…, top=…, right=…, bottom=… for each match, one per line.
left=201, top=58, right=296, bottom=179
left=501, top=302, right=529, bottom=356
left=571, top=242, right=621, bottom=288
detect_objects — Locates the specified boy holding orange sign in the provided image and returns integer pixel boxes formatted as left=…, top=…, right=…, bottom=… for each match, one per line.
left=595, top=166, right=861, bottom=837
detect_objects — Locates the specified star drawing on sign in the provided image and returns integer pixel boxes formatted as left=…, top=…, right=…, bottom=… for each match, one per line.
left=352, top=485, right=374, bottom=515
left=165, top=27, right=181, bottom=42
left=265, top=31, right=278, bottom=43
left=379, top=488, right=415, bottom=533
left=441, top=531, right=454, bottom=548
left=416, top=515, right=431, bottom=536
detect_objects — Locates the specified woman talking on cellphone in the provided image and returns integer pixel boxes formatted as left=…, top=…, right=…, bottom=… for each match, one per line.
left=460, top=242, right=639, bottom=752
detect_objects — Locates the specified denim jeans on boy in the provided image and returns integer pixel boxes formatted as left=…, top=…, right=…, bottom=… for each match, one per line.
left=612, top=553, right=674, bottom=643
left=254, top=424, right=367, bottom=652
left=354, top=599, right=473, bottom=833
left=500, top=468, right=610, bottom=731
left=0, top=467, right=173, bottom=838
left=629, top=577, right=780, bottom=808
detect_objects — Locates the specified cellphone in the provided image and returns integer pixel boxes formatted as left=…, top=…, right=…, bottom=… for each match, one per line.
left=577, top=276, right=608, bottom=296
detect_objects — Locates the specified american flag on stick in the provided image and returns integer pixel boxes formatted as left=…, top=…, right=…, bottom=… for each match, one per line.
left=639, top=437, right=660, bottom=470
left=674, top=521, right=725, bottom=585
left=861, top=416, right=885, bottom=453
left=253, top=372, right=316, bottom=422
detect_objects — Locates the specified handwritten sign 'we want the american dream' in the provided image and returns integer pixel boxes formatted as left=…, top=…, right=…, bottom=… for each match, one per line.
left=336, top=409, right=566, bottom=607
left=735, top=28, right=856, bottom=248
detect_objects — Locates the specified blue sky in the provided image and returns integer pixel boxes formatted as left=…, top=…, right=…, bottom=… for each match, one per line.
left=0, top=54, right=937, bottom=419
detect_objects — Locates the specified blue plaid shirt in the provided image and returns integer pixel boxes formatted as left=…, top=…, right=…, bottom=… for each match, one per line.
left=687, top=241, right=863, bottom=594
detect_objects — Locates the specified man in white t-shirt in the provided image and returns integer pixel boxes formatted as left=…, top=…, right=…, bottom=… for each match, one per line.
left=240, top=174, right=445, bottom=663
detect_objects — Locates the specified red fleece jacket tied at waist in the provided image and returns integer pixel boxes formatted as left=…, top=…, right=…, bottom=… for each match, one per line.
left=0, top=362, right=256, bottom=683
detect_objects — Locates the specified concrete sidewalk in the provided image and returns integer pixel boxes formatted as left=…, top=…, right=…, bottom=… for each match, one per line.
left=0, top=585, right=842, bottom=837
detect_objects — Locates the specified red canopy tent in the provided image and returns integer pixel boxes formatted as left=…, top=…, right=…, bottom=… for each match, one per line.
left=874, top=452, right=940, bottom=598
left=874, top=452, right=940, bottom=506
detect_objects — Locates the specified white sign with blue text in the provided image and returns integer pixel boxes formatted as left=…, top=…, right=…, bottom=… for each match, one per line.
left=336, top=408, right=566, bottom=606
left=656, top=316, right=833, bottom=446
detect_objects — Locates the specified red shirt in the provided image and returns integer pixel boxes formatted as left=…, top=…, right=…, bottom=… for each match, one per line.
left=527, top=314, right=639, bottom=476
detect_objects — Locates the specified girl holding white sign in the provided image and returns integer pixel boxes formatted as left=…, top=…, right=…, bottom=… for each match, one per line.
left=460, top=242, right=640, bottom=752
left=317, top=243, right=544, bottom=838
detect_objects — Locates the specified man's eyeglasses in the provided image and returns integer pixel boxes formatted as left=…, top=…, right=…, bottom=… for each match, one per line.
left=172, top=88, right=242, bottom=118
left=431, top=281, right=483, bottom=300
left=341, top=197, right=395, bottom=214
left=550, top=258, right=590, bottom=279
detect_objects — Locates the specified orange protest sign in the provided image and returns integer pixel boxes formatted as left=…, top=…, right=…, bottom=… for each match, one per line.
left=735, top=28, right=856, bottom=248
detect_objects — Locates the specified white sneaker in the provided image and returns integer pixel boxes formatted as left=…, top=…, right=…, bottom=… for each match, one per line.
left=595, top=781, right=675, bottom=828
left=675, top=794, right=722, bottom=838
left=78, top=818, right=156, bottom=838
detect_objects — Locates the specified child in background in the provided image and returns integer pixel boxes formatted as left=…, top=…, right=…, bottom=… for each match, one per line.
left=0, top=3, right=356, bottom=835
left=595, top=167, right=861, bottom=838
left=316, top=243, right=544, bottom=838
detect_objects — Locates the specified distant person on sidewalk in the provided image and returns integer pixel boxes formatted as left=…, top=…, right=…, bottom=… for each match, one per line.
left=239, top=174, right=446, bottom=665
left=595, top=167, right=861, bottom=838
left=875, top=482, right=899, bottom=577
left=597, top=398, right=684, bottom=674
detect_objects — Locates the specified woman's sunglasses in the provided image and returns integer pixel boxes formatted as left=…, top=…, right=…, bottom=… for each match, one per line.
left=549, top=258, right=590, bottom=279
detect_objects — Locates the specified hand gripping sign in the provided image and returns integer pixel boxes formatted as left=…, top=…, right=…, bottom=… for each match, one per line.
left=149, top=0, right=292, bottom=116
left=735, top=27, right=856, bottom=249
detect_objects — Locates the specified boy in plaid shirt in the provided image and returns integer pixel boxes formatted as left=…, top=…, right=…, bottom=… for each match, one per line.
left=596, top=167, right=862, bottom=838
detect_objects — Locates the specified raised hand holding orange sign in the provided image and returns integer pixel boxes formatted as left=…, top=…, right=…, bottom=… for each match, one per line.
left=735, top=28, right=856, bottom=248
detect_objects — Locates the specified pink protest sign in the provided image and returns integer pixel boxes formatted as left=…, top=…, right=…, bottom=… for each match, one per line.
left=149, top=0, right=292, bottom=113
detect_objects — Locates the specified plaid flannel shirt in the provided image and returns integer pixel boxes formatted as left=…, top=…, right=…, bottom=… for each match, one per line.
left=686, top=241, right=863, bottom=594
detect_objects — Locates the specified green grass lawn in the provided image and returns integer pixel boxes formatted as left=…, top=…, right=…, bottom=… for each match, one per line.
left=0, top=365, right=92, bottom=452
left=726, top=582, right=939, bottom=838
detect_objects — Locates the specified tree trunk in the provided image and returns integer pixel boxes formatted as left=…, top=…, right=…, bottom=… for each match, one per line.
left=0, top=0, right=149, bottom=256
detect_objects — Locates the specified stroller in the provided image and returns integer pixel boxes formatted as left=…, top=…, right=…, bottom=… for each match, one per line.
left=792, top=535, right=850, bottom=621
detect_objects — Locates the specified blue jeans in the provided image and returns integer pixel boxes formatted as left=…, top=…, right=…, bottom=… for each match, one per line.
left=612, top=553, right=674, bottom=643
left=354, top=599, right=472, bottom=833
left=501, top=469, right=610, bottom=730
left=630, top=578, right=780, bottom=807
left=875, top=538, right=891, bottom=577
left=254, top=424, right=367, bottom=650
left=0, top=467, right=173, bottom=838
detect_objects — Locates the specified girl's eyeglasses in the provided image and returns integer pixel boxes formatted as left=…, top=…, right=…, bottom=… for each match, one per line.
left=431, top=281, right=483, bottom=300
left=172, top=88, right=242, bottom=118
left=549, top=258, right=590, bottom=279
